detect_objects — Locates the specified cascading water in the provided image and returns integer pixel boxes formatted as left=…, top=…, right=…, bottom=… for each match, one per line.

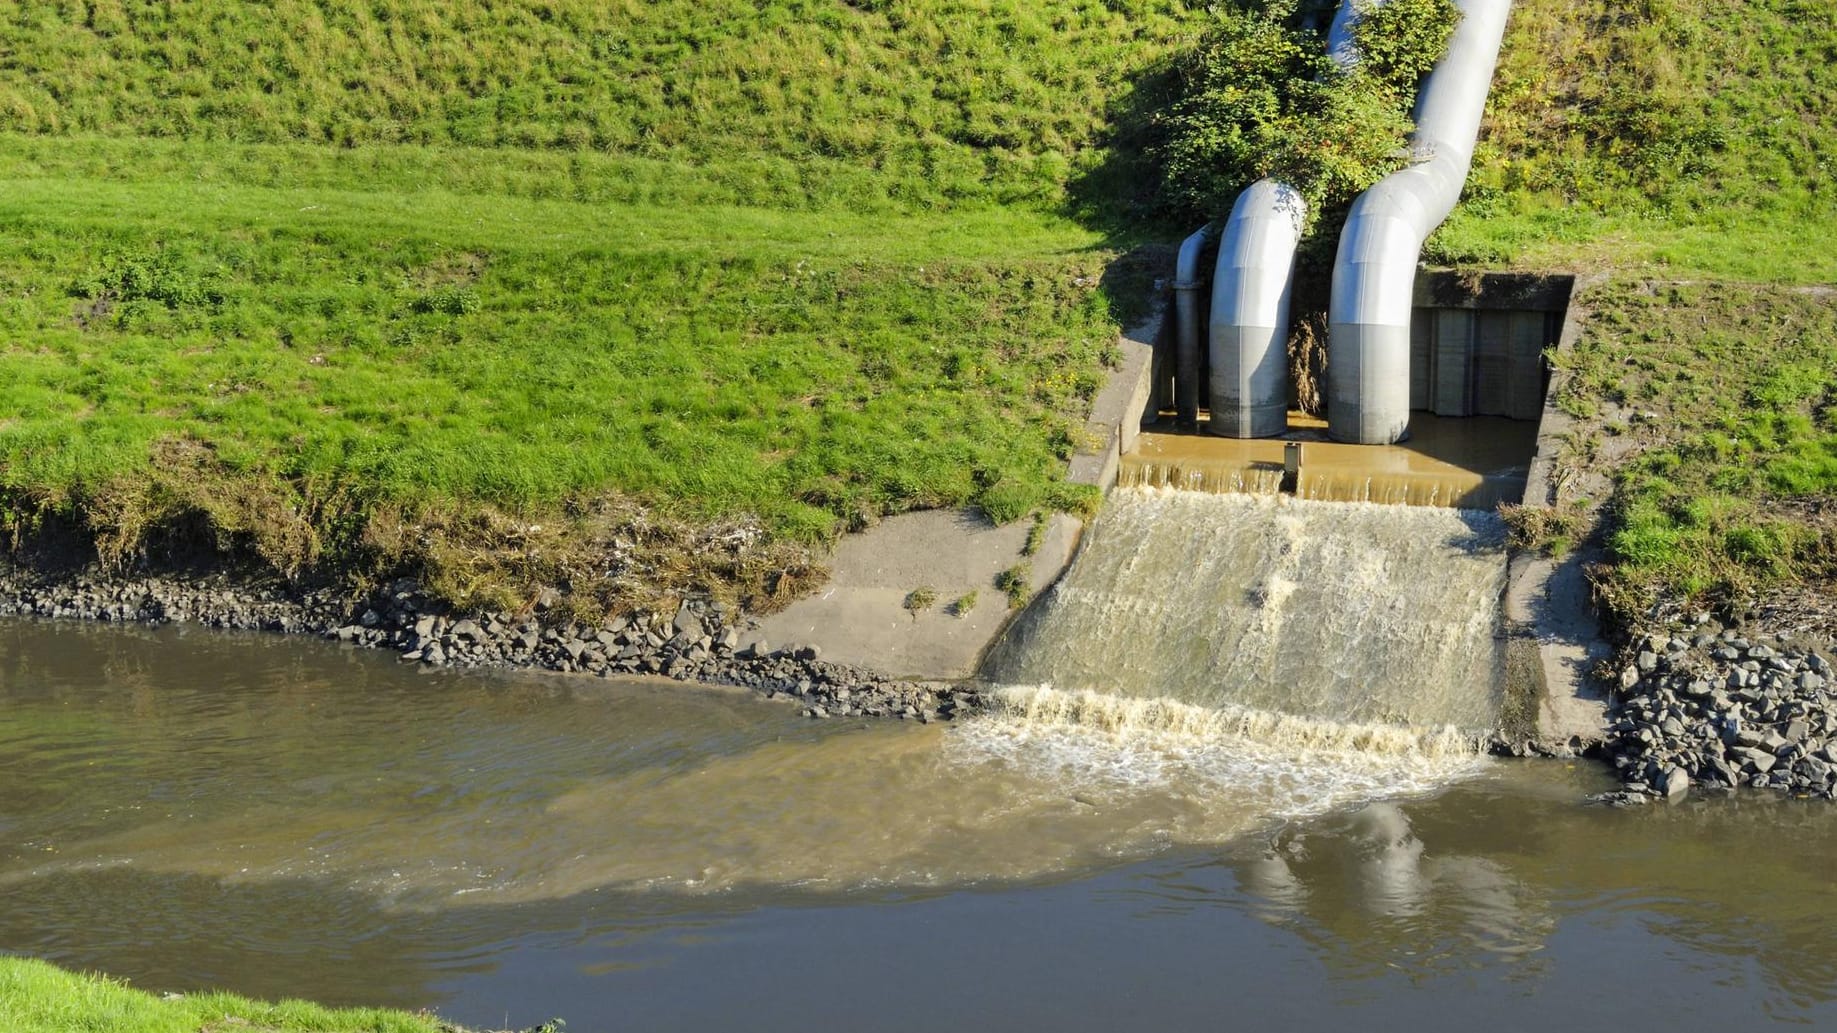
left=968, top=487, right=1508, bottom=808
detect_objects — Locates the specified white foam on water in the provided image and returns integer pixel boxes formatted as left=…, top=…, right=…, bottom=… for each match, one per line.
left=949, top=685, right=1490, bottom=828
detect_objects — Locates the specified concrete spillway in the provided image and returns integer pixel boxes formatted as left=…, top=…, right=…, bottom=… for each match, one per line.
left=982, top=488, right=1508, bottom=734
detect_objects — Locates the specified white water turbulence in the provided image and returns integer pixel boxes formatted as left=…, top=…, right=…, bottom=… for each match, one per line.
left=984, top=488, right=1509, bottom=731
left=972, top=488, right=1508, bottom=817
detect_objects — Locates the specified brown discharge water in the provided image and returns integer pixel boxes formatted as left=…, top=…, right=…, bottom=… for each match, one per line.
left=0, top=619, right=1478, bottom=903
left=1121, top=412, right=1538, bottom=509
left=2, top=487, right=1510, bottom=903
left=984, top=488, right=1508, bottom=731
left=8, top=620, right=1837, bottom=1030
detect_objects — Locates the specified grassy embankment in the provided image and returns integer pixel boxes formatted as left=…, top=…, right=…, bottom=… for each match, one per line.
left=0, top=955, right=486, bottom=1033
left=0, top=0, right=1208, bottom=614
left=0, top=0, right=1828, bottom=627
left=1443, top=0, right=1837, bottom=630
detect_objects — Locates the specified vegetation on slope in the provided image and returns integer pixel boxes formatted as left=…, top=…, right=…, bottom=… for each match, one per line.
left=1543, top=283, right=1837, bottom=618
left=1435, top=0, right=1837, bottom=281
left=0, top=146, right=1135, bottom=610
left=0, top=0, right=1828, bottom=623
left=1471, top=0, right=1837, bottom=628
left=1147, top=0, right=1459, bottom=227
left=0, top=955, right=478, bottom=1033
left=0, top=0, right=1209, bottom=214
left=0, top=1, right=1213, bottom=610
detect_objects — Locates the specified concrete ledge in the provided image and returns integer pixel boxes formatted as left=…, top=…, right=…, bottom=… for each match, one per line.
left=1069, top=306, right=1166, bottom=490
left=1500, top=271, right=1614, bottom=746
left=746, top=506, right=1081, bottom=680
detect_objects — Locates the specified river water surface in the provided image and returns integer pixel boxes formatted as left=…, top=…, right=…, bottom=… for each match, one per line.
left=5, top=617, right=1837, bottom=1031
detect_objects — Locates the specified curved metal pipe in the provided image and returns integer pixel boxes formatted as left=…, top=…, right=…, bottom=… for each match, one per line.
left=1325, top=0, right=1376, bottom=71
left=1173, top=226, right=1213, bottom=429
left=1203, top=0, right=1366, bottom=439
left=1206, top=181, right=1306, bottom=438
left=1327, top=0, right=1515, bottom=444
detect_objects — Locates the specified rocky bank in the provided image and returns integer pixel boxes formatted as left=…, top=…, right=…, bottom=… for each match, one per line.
left=1599, top=614, right=1836, bottom=805
left=0, top=565, right=984, bottom=723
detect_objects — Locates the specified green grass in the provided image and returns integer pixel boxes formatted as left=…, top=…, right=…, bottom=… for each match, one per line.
left=0, top=1, right=1214, bottom=608
left=0, top=0, right=1210, bottom=215
left=1551, top=281, right=1837, bottom=612
left=0, top=134, right=1137, bottom=606
left=0, top=140, right=1124, bottom=529
left=0, top=955, right=469, bottom=1033
left=1433, top=0, right=1837, bottom=281
left=0, top=0, right=1829, bottom=620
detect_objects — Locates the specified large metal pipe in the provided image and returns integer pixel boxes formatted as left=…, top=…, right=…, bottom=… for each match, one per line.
left=1204, top=0, right=1363, bottom=439
left=1173, top=226, right=1212, bottom=429
left=1327, top=0, right=1514, bottom=444
left=1206, top=182, right=1305, bottom=437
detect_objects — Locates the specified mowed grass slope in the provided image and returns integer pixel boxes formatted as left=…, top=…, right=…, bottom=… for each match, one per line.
left=0, top=154, right=1124, bottom=537
left=0, top=1, right=1210, bottom=605
left=0, top=0, right=1205, bottom=212
left=1438, top=0, right=1837, bottom=281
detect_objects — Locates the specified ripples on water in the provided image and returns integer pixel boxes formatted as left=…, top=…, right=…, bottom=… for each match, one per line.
left=8, top=586, right=1837, bottom=1028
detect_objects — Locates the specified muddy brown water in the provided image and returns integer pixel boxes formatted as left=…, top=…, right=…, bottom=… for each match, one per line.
left=6, top=617, right=1837, bottom=1031
left=1122, top=412, right=1539, bottom=509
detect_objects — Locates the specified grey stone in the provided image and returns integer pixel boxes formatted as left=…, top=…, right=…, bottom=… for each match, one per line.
left=1736, top=747, right=1778, bottom=773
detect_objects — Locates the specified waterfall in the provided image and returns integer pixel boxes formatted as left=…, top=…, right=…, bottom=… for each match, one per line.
left=981, top=488, right=1508, bottom=746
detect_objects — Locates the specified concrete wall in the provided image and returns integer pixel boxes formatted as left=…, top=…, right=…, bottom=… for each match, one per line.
left=1409, top=272, right=1572, bottom=422
left=1497, top=272, right=1614, bottom=750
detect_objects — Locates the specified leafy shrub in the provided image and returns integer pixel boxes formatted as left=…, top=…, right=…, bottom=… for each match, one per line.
left=71, top=246, right=224, bottom=310
left=1150, top=0, right=1461, bottom=227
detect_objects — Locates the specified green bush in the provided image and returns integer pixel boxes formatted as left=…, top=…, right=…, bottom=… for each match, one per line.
left=1150, top=0, right=1460, bottom=227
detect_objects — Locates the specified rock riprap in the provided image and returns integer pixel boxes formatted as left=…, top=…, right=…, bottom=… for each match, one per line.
left=0, top=568, right=982, bottom=724
left=1602, top=619, right=1835, bottom=805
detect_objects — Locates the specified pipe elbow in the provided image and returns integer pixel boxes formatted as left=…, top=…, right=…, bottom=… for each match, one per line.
left=1213, top=180, right=1306, bottom=327
left=1174, top=225, right=1213, bottom=293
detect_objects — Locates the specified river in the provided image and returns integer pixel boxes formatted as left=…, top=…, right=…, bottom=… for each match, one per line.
left=5, top=616, right=1837, bottom=1030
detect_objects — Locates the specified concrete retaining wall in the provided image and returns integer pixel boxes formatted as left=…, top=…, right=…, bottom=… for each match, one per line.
left=1498, top=272, right=1614, bottom=748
